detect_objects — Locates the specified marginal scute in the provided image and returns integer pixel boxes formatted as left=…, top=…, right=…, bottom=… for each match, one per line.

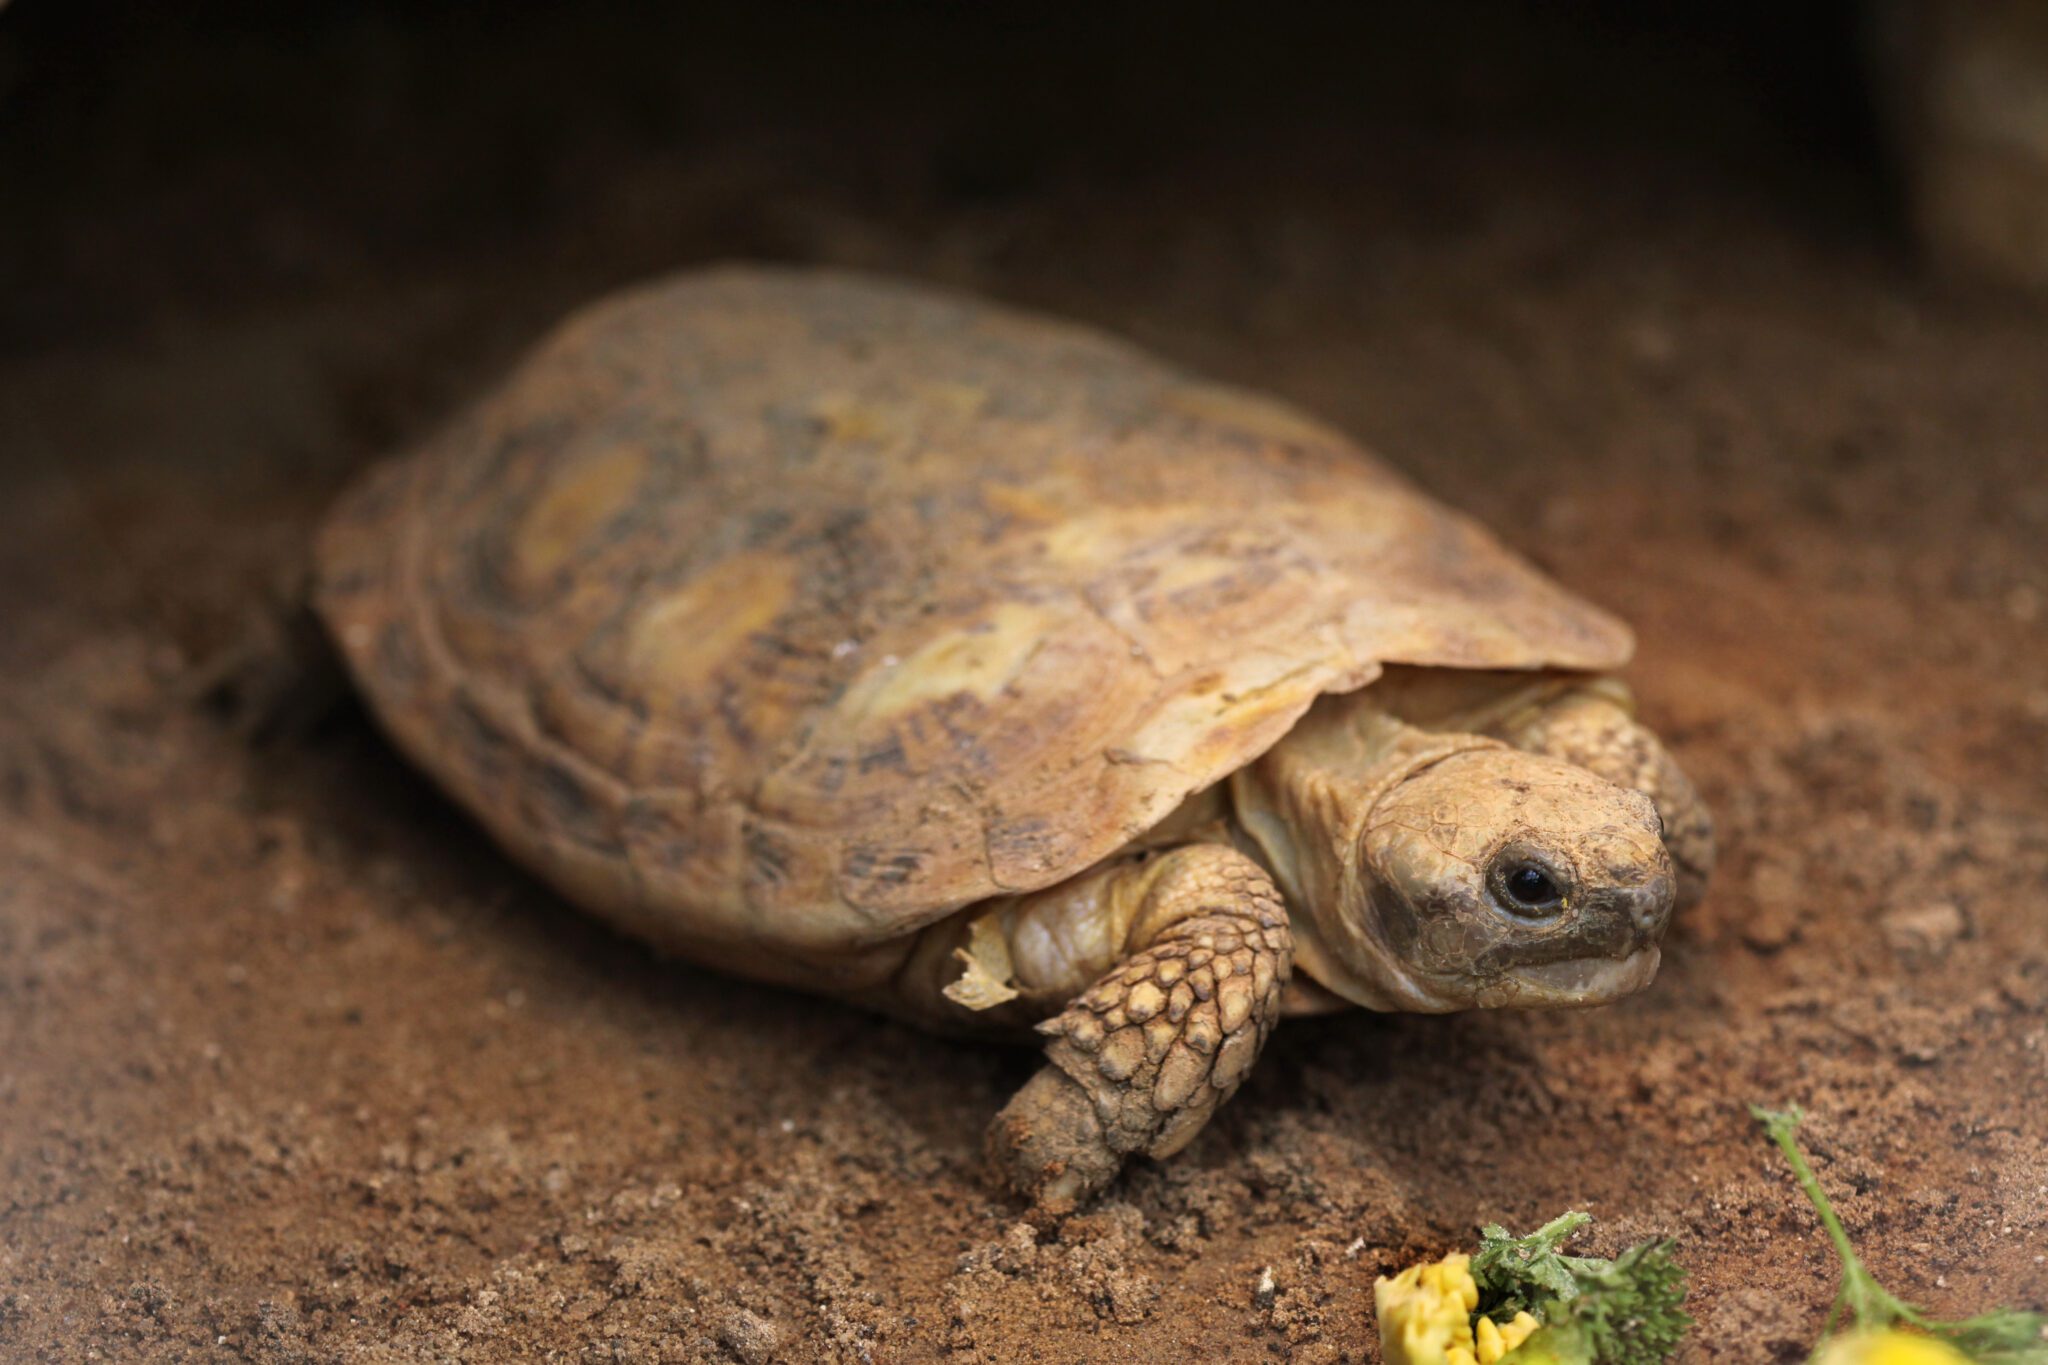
left=313, top=265, right=1633, bottom=979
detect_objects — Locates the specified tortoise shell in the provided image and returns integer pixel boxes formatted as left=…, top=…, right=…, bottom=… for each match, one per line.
left=315, top=266, right=1630, bottom=986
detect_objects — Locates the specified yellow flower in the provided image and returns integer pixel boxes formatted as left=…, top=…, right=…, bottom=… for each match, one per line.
left=1480, top=1311, right=1541, bottom=1363
left=1375, top=1252, right=1541, bottom=1365
left=1813, top=1329, right=1972, bottom=1365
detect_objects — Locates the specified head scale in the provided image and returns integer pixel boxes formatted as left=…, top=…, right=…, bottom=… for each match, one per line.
left=1335, top=743, right=1675, bottom=1012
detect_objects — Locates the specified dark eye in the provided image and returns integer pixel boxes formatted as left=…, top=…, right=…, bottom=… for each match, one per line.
left=1496, top=860, right=1567, bottom=916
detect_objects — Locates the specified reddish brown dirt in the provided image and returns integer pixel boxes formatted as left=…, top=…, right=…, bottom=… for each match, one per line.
left=3, top=7, right=2046, bottom=1362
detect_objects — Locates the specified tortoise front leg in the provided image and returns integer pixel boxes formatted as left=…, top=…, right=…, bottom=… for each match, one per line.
left=983, top=845, right=1294, bottom=1212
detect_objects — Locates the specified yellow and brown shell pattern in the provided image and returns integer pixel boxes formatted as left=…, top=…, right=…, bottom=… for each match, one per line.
left=315, top=267, right=1630, bottom=993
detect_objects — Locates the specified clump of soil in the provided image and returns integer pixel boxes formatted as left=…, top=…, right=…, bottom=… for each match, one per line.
left=2, top=5, right=2045, bottom=1362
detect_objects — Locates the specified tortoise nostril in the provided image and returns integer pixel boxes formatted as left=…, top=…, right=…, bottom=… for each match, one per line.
left=1625, top=876, right=1676, bottom=938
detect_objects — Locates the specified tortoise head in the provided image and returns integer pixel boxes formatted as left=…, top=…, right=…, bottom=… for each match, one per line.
left=1343, top=746, right=1675, bottom=1012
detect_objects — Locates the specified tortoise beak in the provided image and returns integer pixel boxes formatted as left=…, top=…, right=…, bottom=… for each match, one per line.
left=1479, top=945, right=1662, bottom=1008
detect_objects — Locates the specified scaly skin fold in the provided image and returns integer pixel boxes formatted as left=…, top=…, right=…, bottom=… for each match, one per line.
left=987, top=845, right=1293, bottom=1211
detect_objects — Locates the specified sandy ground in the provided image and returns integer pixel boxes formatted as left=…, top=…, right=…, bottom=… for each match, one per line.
left=3, top=6, right=2046, bottom=1362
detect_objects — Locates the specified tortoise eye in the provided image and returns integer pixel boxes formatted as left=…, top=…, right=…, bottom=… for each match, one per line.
left=1493, top=858, right=1568, bottom=917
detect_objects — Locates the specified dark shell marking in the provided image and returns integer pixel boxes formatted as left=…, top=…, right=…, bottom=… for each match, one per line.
left=314, top=266, right=1630, bottom=989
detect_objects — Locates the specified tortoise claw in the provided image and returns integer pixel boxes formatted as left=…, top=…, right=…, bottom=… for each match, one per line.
left=986, top=1064, right=1121, bottom=1217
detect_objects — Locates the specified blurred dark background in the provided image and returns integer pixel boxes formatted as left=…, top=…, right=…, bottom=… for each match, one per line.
left=1, top=1, right=1893, bottom=355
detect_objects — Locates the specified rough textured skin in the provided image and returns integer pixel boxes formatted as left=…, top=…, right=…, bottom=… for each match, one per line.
left=314, top=266, right=1632, bottom=993
left=1223, top=695, right=1676, bottom=1015
left=989, top=845, right=1292, bottom=1211
left=1502, top=689, right=1715, bottom=907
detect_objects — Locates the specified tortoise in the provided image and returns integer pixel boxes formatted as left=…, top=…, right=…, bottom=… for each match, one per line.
left=315, top=265, right=1713, bottom=1209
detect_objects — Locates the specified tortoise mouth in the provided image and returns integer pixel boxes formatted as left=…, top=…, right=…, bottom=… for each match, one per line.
left=1475, top=946, right=1662, bottom=1008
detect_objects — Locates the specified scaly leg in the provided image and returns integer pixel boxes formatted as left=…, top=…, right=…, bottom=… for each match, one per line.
left=980, top=844, right=1293, bottom=1212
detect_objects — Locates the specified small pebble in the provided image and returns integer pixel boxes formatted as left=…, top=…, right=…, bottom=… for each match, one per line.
left=1880, top=902, right=1966, bottom=961
left=1741, top=860, right=1802, bottom=952
left=716, top=1306, right=779, bottom=1365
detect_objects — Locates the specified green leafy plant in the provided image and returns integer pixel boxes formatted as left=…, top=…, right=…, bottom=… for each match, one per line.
left=1372, top=1105, right=2045, bottom=1365
left=1374, top=1212, right=1689, bottom=1365
left=1752, top=1106, right=2048, bottom=1365
left=1473, top=1213, right=1690, bottom=1364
